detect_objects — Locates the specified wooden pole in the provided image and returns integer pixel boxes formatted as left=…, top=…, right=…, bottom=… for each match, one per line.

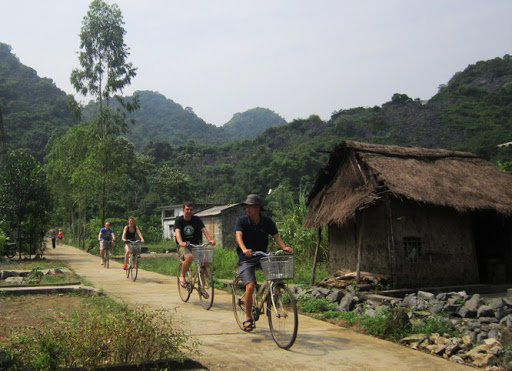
left=310, top=227, right=322, bottom=285
left=356, top=211, right=366, bottom=284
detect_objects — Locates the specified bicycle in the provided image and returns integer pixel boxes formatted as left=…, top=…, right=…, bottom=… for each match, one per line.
left=3, top=242, right=17, bottom=259
left=102, top=240, right=113, bottom=269
left=125, top=240, right=141, bottom=281
left=177, top=242, right=215, bottom=310
left=232, top=250, right=298, bottom=349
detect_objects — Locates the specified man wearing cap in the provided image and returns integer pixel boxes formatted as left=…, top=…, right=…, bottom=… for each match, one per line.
left=235, top=194, right=292, bottom=332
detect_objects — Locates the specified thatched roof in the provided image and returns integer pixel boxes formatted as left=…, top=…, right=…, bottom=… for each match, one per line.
left=305, top=140, right=512, bottom=228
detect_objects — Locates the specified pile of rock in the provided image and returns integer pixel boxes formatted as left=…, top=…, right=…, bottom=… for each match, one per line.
left=297, top=286, right=512, bottom=368
left=0, top=268, right=72, bottom=284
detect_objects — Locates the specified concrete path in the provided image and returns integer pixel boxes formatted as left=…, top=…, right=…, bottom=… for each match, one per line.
left=45, top=243, right=470, bottom=370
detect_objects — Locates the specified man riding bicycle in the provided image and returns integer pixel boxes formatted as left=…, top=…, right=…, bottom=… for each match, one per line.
left=98, top=222, right=115, bottom=265
left=175, top=202, right=216, bottom=296
left=235, top=194, right=292, bottom=332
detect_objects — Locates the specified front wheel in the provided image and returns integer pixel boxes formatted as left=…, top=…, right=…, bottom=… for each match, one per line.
left=267, top=283, right=298, bottom=349
left=131, top=255, right=138, bottom=281
left=126, top=254, right=131, bottom=278
left=198, top=266, right=214, bottom=310
left=177, top=262, right=192, bottom=302
left=104, top=250, right=110, bottom=269
left=232, top=275, right=248, bottom=330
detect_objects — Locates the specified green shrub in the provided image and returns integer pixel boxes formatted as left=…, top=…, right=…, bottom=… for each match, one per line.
left=411, top=315, right=456, bottom=336
left=2, top=298, right=197, bottom=369
left=298, top=295, right=337, bottom=313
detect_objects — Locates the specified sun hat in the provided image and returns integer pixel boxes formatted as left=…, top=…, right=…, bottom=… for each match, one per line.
left=242, top=194, right=265, bottom=210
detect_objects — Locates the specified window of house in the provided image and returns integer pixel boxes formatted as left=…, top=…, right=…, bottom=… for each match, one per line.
left=404, top=237, right=421, bottom=262
left=164, top=209, right=175, bottom=218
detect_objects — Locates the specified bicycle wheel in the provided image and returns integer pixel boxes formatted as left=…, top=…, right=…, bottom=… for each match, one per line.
left=232, top=275, right=248, bottom=330
left=5, top=249, right=16, bottom=259
left=267, top=283, right=298, bottom=349
left=177, top=262, right=192, bottom=302
left=198, top=266, right=214, bottom=310
left=104, top=249, right=110, bottom=269
left=131, top=254, right=138, bottom=281
left=126, top=254, right=131, bottom=278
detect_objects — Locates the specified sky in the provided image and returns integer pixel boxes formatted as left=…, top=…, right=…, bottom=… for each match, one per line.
left=1, top=0, right=511, bottom=126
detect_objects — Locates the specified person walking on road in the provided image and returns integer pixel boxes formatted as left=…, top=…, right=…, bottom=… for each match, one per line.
left=235, top=194, right=292, bottom=331
left=98, top=222, right=115, bottom=265
left=122, top=217, right=144, bottom=270
left=175, top=202, right=216, bottom=295
left=50, top=229, right=57, bottom=249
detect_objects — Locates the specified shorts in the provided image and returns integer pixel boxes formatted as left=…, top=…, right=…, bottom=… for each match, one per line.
left=178, top=246, right=192, bottom=259
left=100, top=240, right=112, bottom=250
left=238, top=256, right=262, bottom=286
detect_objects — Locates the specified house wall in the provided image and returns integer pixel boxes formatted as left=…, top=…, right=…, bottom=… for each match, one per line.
left=199, top=208, right=240, bottom=249
left=329, top=200, right=479, bottom=288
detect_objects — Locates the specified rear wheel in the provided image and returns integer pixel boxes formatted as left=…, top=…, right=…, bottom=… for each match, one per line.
left=198, top=266, right=214, bottom=310
left=131, top=255, right=138, bottom=281
left=267, top=283, right=298, bottom=349
left=177, top=263, right=192, bottom=302
left=232, top=275, right=248, bottom=330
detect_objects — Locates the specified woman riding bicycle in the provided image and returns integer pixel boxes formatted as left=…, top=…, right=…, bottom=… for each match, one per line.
left=235, top=194, right=292, bottom=332
left=175, top=202, right=216, bottom=295
left=122, top=216, right=144, bottom=270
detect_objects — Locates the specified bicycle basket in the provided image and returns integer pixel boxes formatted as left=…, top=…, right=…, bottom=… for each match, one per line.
left=102, top=240, right=112, bottom=249
left=192, top=248, right=214, bottom=264
left=129, top=241, right=141, bottom=254
left=260, top=255, right=294, bottom=280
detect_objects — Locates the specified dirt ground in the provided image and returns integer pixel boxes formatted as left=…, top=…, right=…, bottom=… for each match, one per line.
left=0, top=294, right=83, bottom=343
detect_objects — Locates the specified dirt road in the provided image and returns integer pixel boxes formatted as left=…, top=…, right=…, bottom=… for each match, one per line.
left=46, top=244, right=470, bottom=370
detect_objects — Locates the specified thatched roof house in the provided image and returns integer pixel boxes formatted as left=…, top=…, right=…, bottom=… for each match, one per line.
left=306, top=141, right=512, bottom=288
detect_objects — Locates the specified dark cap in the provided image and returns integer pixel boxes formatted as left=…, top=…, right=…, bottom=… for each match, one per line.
left=242, top=194, right=265, bottom=210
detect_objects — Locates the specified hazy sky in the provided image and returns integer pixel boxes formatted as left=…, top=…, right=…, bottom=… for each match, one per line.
left=1, top=0, right=511, bottom=126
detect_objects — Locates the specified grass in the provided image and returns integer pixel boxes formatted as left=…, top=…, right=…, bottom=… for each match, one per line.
left=0, top=261, right=82, bottom=286
left=0, top=292, right=198, bottom=369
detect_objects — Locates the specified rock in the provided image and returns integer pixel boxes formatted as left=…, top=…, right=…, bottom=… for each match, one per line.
left=477, top=305, right=495, bottom=318
left=339, top=292, right=355, bottom=311
left=436, top=292, right=447, bottom=301
left=417, top=291, right=435, bottom=300
left=500, top=314, right=512, bottom=328
left=402, top=293, right=418, bottom=309
left=311, top=287, right=331, bottom=298
left=449, top=355, right=465, bottom=364
left=326, top=290, right=344, bottom=303
left=466, top=344, right=498, bottom=367
left=459, top=305, right=477, bottom=318
left=465, top=294, right=481, bottom=312
left=479, top=317, right=498, bottom=324
left=400, top=334, right=427, bottom=345
left=4, top=276, right=25, bottom=284
left=365, top=308, right=376, bottom=316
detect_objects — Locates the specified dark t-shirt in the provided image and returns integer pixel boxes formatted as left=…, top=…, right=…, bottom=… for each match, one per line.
left=174, top=215, right=205, bottom=245
left=235, top=214, right=278, bottom=262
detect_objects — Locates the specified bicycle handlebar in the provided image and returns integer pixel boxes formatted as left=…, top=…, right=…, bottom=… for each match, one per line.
left=252, top=250, right=293, bottom=257
left=188, top=242, right=212, bottom=249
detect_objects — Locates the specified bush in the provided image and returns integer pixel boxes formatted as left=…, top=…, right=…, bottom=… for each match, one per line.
left=1, top=300, right=197, bottom=369
left=297, top=295, right=337, bottom=313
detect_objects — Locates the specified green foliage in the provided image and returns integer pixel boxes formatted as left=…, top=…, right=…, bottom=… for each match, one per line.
left=0, top=149, right=51, bottom=256
left=1, top=296, right=197, bottom=369
left=297, top=295, right=337, bottom=313
left=411, top=315, right=457, bottom=336
left=498, top=160, right=512, bottom=174
left=223, top=107, right=287, bottom=140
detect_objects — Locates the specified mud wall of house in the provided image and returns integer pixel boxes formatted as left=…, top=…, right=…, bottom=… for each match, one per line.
left=328, top=200, right=479, bottom=288
left=391, top=200, right=479, bottom=287
left=220, top=209, right=240, bottom=249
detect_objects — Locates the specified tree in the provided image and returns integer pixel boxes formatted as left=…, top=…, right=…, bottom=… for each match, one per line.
left=70, top=0, right=138, bottom=225
left=0, top=150, right=51, bottom=257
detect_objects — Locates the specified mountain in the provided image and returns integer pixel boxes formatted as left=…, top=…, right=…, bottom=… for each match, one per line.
left=0, top=42, right=75, bottom=161
left=223, top=107, right=286, bottom=140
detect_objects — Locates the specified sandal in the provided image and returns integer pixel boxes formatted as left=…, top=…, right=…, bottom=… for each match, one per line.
left=242, top=319, right=254, bottom=332
left=179, top=276, right=187, bottom=288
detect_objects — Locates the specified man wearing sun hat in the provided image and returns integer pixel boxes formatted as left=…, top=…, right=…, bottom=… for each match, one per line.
left=235, top=194, right=292, bottom=332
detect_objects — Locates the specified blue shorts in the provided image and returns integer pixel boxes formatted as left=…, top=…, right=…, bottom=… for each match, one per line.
left=238, top=257, right=262, bottom=286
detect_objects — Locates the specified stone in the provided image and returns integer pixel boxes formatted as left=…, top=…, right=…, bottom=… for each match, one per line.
left=338, top=292, right=355, bottom=312
left=326, top=290, right=344, bottom=303
left=4, top=276, right=25, bottom=284
left=465, top=294, right=481, bottom=312
left=477, top=305, right=495, bottom=318
left=499, top=314, right=512, bottom=328
left=402, top=294, right=418, bottom=309
left=479, top=317, right=499, bottom=324
left=449, top=355, right=464, bottom=364
left=459, top=306, right=477, bottom=318
left=436, top=292, right=447, bottom=301
left=417, top=291, right=435, bottom=300
left=400, top=334, right=426, bottom=345
left=311, top=287, right=330, bottom=298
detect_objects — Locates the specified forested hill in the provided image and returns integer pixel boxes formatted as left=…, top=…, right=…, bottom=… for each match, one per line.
left=0, top=42, right=76, bottom=161
left=83, top=91, right=288, bottom=149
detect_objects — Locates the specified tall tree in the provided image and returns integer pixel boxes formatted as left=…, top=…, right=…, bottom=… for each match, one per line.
left=70, top=0, right=138, bottom=224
